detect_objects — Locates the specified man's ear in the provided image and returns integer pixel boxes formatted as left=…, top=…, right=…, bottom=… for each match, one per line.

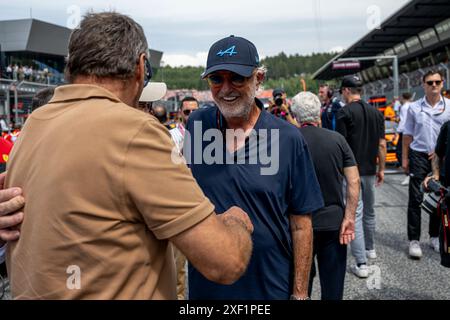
left=256, top=71, right=265, bottom=84
left=137, top=53, right=146, bottom=83
left=255, top=71, right=265, bottom=89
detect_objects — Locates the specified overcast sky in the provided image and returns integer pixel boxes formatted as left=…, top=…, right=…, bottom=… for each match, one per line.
left=0, top=0, right=410, bottom=67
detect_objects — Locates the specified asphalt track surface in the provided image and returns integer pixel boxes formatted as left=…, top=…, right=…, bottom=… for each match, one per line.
left=311, top=169, right=450, bottom=300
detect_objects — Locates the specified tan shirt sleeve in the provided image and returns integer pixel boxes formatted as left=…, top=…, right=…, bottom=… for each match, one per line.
left=123, top=119, right=215, bottom=239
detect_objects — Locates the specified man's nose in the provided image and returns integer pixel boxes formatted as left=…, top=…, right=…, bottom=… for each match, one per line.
left=219, top=78, right=233, bottom=93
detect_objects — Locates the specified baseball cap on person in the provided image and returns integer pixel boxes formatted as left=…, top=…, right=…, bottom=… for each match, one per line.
left=201, top=35, right=260, bottom=78
left=340, top=75, right=363, bottom=89
left=139, top=82, right=167, bottom=102
left=272, top=88, right=285, bottom=97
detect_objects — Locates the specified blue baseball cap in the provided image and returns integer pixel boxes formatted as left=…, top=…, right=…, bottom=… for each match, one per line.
left=202, top=35, right=260, bottom=78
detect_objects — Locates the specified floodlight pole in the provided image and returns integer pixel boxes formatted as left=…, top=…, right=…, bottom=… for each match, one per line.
left=337, top=55, right=399, bottom=100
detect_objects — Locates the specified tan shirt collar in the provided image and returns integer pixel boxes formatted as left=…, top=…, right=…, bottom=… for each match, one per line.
left=49, top=84, right=122, bottom=104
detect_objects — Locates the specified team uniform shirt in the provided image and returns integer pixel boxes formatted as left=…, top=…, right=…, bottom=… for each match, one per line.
left=336, top=100, right=385, bottom=176
left=403, top=96, right=450, bottom=153
left=5, top=84, right=215, bottom=299
left=300, top=126, right=356, bottom=231
left=186, top=99, right=324, bottom=300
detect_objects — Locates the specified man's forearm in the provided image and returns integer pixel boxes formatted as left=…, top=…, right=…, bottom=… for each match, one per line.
left=344, top=167, right=360, bottom=221
left=378, top=139, right=387, bottom=172
left=220, top=215, right=253, bottom=270
left=290, top=214, right=313, bottom=298
left=431, top=154, right=441, bottom=177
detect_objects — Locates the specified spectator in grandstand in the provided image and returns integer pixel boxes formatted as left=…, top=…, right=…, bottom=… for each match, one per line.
left=186, top=35, right=323, bottom=300
left=318, top=84, right=344, bottom=131
left=402, top=70, right=450, bottom=259
left=336, top=75, right=386, bottom=279
left=0, top=12, right=253, bottom=299
left=396, top=92, right=413, bottom=185
left=291, top=91, right=360, bottom=300
left=5, top=65, right=12, bottom=79
left=268, top=88, right=298, bottom=126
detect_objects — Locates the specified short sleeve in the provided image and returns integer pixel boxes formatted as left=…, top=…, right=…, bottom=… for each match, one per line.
left=124, top=119, right=215, bottom=240
left=435, top=121, right=449, bottom=158
left=403, top=105, right=416, bottom=136
left=289, top=135, right=324, bottom=215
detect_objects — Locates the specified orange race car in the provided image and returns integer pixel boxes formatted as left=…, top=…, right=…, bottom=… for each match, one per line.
left=384, top=120, right=399, bottom=165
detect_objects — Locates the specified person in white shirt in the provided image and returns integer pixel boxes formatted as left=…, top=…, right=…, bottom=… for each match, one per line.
left=170, top=97, right=199, bottom=155
left=396, top=92, right=413, bottom=186
left=402, top=70, right=450, bottom=259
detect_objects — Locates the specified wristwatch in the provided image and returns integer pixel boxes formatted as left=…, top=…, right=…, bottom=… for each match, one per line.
left=290, top=295, right=311, bottom=300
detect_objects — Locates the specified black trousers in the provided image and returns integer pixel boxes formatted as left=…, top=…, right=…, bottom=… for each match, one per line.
left=407, top=149, right=440, bottom=241
left=396, top=133, right=403, bottom=167
left=307, top=230, right=347, bottom=300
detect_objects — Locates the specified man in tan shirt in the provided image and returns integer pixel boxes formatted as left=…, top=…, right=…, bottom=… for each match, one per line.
left=0, top=12, right=253, bottom=299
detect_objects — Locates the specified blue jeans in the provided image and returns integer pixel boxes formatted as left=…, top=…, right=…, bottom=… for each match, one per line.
left=308, top=230, right=347, bottom=300
left=351, top=175, right=376, bottom=265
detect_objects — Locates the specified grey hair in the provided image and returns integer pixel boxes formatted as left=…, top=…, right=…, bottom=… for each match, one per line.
left=257, top=65, right=268, bottom=76
left=65, top=12, right=148, bottom=82
left=291, top=92, right=322, bottom=124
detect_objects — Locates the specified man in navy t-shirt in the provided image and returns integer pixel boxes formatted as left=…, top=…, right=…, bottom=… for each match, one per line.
left=184, top=35, right=324, bottom=300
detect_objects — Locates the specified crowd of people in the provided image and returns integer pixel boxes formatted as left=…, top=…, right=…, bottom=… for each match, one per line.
left=0, top=11, right=449, bottom=301
left=2, top=64, right=56, bottom=84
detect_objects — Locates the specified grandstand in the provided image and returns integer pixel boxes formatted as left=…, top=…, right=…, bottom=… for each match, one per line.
left=313, top=0, right=450, bottom=101
left=0, top=18, right=163, bottom=127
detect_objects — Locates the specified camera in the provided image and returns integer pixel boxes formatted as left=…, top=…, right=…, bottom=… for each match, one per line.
left=272, top=89, right=285, bottom=107
left=274, top=94, right=283, bottom=107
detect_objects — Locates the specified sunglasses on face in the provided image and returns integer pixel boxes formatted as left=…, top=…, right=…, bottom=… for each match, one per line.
left=206, top=73, right=250, bottom=88
left=426, top=80, right=443, bottom=86
left=182, top=109, right=195, bottom=116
